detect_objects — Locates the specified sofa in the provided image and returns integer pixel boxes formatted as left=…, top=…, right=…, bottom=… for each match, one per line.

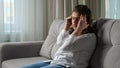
left=0, top=18, right=120, bottom=68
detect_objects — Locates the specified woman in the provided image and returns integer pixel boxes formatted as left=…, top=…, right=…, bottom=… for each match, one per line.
left=22, top=5, right=96, bottom=68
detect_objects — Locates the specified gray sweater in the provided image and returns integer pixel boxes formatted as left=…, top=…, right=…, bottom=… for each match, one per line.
left=51, top=29, right=96, bottom=68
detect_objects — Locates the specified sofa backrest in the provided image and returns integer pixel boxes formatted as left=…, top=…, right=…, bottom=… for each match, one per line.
left=89, top=18, right=120, bottom=68
left=40, top=19, right=65, bottom=59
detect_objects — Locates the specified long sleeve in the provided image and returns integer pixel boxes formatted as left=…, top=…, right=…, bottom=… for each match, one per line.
left=56, top=34, right=79, bottom=51
left=56, top=29, right=69, bottom=46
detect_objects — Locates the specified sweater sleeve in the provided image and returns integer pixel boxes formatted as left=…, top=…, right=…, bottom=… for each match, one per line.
left=62, top=33, right=96, bottom=51
left=56, top=34, right=80, bottom=51
left=56, top=29, right=69, bottom=46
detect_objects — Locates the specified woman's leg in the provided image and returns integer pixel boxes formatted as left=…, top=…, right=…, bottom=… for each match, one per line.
left=21, top=61, right=50, bottom=68
left=40, top=64, right=66, bottom=68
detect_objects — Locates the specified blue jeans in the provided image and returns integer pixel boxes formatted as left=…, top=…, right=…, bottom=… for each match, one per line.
left=21, top=61, right=66, bottom=68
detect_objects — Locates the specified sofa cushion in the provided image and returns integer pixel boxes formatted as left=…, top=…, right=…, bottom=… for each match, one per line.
left=2, top=57, right=49, bottom=68
left=103, top=20, right=120, bottom=68
left=50, top=21, right=65, bottom=59
left=110, top=20, right=120, bottom=45
left=88, top=18, right=120, bottom=68
left=104, top=45, right=120, bottom=68
left=40, top=19, right=65, bottom=59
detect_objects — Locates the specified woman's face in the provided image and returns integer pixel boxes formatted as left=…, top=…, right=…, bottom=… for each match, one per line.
left=71, top=12, right=80, bottom=29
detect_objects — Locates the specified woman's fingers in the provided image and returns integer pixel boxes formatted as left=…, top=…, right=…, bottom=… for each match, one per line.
left=78, top=15, right=84, bottom=26
left=65, top=16, right=72, bottom=30
left=84, top=15, right=87, bottom=21
left=80, top=15, right=87, bottom=24
left=76, top=15, right=88, bottom=30
left=66, top=16, right=71, bottom=21
left=80, top=15, right=83, bottom=19
left=68, top=16, right=72, bottom=19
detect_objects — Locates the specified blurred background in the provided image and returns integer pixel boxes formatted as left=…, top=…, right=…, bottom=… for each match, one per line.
left=0, top=0, right=119, bottom=42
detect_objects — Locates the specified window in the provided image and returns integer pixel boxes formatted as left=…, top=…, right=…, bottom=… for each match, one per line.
left=105, top=0, right=120, bottom=19
left=3, top=0, right=19, bottom=33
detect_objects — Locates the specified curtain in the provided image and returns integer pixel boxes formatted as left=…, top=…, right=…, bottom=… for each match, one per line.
left=0, top=0, right=46, bottom=42
left=0, top=0, right=4, bottom=42
left=86, top=0, right=120, bottom=19
left=46, top=0, right=78, bottom=28
left=85, top=0, right=105, bottom=20
left=78, top=0, right=86, bottom=5
left=46, top=0, right=108, bottom=34
left=106, top=0, right=120, bottom=19
left=0, top=0, right=79, bottom=42
left=15, top=0, right=45, bottom=41
left=0, top=0, right=19, bottom=42
left=56, top=0, right=78, bottom=19
left=44, top=0, right=78, bottom=37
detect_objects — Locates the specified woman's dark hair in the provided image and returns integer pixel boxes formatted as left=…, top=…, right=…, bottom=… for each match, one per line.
left=69, top=5, right=94, bottom=34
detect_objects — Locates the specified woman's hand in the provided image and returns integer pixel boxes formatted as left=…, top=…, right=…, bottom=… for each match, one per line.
left=64, top=16, right=72, bottom=31
left=72, top=15, right=89, bottom=36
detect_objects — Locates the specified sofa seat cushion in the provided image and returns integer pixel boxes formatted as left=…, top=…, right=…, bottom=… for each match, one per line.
left=2, top=57, right=50, bottom=68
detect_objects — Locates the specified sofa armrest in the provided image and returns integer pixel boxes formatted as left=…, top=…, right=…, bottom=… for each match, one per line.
left=0, top=41, right=44, bottom=61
